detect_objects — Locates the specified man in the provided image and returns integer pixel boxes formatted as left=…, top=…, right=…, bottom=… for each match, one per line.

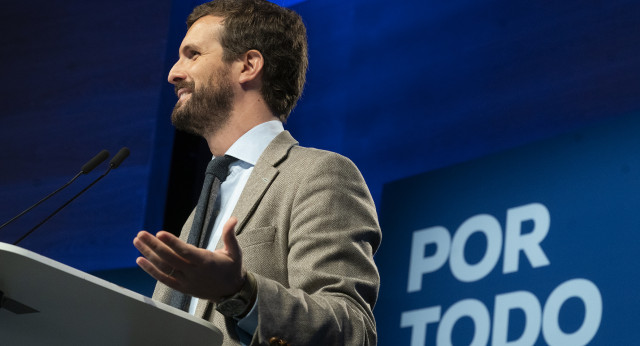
left=133, top=0, right=381, bottom=344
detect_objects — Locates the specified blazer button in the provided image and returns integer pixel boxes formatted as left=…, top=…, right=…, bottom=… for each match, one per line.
left=269, top=336, right=290, bottom=346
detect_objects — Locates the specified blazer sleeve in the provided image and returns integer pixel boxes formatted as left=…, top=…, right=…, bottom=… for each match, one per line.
left=250, top=152, right=382, bottom=345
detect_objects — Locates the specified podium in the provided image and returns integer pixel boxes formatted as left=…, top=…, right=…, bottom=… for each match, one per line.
left=0, top=242, right=222, bottom=345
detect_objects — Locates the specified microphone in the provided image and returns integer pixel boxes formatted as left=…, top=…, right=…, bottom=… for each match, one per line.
left=109, top=147, right=130, bottom=168
left=13, top=147, right=131, bottom=246
left=82, top=150, right=111, bottom=173
left=0, top=150, right=110, bottom=232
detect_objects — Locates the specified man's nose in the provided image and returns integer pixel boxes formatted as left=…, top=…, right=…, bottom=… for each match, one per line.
left=168, top=61, right=187, bottom=84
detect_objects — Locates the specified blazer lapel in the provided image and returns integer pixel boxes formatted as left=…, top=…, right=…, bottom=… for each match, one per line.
left=229, top=130, right=298, bottom=238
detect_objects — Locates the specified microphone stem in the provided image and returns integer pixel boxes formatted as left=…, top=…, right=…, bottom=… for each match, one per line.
left=0, top=172, right=83, bottom=231
left=13, top=167, right=113, bottom=246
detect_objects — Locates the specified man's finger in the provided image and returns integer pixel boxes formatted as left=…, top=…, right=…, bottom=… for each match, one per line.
left=156, top=230, right=203, bottom=263
left=221, top=216, right=240, bottom=259
left=136, top=256, right=180, bottom=288
left=133, top=231, right=168, bottom=268
left=134, top=231, right=188, bottom=271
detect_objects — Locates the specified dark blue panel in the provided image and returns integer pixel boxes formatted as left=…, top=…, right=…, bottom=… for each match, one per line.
left=376, top=113, right=640, bottom=345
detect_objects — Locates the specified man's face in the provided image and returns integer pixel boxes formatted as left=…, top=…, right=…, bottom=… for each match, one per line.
left=168, top=16, right=233, bottom=137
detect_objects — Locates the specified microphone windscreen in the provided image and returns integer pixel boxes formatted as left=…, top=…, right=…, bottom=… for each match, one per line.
left=81, top=150, right=110, bottom=173
left=110, top=147, right=130, bottom=168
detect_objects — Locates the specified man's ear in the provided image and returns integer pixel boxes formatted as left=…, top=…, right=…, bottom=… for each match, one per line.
left=238, top=49, right=264, bottom=85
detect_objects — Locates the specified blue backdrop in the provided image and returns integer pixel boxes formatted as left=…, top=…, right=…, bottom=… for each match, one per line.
left=1, top=0, right=639, bottom=342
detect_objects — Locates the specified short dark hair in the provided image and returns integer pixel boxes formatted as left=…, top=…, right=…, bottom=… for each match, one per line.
left=187, top=0, right=308, bottom=121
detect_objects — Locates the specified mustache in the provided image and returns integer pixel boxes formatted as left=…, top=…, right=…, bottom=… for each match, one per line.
left=174, top=81, right=195, bottom=96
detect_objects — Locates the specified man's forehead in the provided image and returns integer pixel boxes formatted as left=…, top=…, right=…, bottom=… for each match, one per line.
left=180, top=15, right=225, bottom=50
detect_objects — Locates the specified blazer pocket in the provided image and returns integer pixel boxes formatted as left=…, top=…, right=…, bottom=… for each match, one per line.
left=238, top=226, right=276, bottom=248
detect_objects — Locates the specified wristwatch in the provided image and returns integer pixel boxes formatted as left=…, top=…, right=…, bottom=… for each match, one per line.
left=215, top=271, right=257, bottom=318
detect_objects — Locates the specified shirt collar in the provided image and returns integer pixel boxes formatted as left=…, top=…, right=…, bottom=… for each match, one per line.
left=223, top=120, right=284, bottom=166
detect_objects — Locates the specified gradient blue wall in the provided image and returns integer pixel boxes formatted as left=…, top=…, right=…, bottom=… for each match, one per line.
left=289, top=0, right=640, bottom=204
left=1, top=0, right=639, bottom=325
left=0, top=1, right=172, bottom=271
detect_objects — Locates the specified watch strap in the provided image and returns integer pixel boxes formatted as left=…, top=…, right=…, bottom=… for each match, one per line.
left=215, top=271, right=257, bottom=318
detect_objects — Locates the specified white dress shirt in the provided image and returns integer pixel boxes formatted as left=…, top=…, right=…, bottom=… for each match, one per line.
left=188, top=120, right=284, bottom=339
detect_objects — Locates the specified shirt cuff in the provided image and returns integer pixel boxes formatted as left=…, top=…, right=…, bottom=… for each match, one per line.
left=236, top=295, right=259, bottom=340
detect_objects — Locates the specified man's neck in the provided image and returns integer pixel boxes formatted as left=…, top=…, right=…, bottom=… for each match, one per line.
left=205, top=110, right=279, bottom=157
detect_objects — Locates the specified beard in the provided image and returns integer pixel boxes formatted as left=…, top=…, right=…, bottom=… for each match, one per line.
left=171, top=66, right=233, bottom=137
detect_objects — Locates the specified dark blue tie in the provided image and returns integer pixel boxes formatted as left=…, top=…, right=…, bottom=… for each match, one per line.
left=168, top=154, right=237, bottom=310
left=187, top=155, right=238, bottom=248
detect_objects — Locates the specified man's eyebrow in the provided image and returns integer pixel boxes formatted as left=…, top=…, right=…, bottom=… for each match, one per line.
left=180, top=43, right=203, bottom=54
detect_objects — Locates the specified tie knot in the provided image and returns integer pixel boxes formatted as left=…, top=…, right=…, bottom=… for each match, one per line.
left=206, top=155, right=238, bottom=182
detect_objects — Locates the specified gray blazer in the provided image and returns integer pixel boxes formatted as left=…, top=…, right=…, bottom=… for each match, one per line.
left=153, top=131, right=381, bottom=345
